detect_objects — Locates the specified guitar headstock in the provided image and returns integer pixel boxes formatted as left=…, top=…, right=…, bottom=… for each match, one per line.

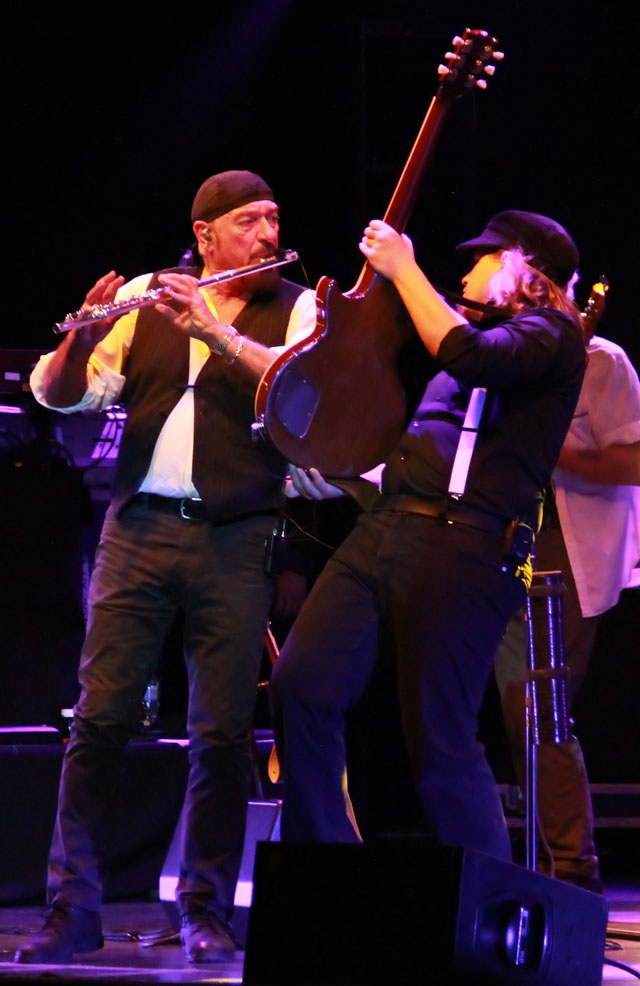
left=437, top=28, right=503, bottom=101
left=581, top=275, right=610, bottom=341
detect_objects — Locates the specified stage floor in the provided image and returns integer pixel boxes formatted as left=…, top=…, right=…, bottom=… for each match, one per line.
left=0, top=899, right=241, bottom=984
left=0, top=882, right=639, bottom=985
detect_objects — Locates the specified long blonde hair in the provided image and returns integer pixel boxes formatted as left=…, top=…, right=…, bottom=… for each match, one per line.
left=488, top=248, right=582, bottom=327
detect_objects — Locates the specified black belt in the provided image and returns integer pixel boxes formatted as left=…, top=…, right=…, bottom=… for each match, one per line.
left=372, top=493, right=509, bottom=537
left=130, top=492, right=209, bottom=521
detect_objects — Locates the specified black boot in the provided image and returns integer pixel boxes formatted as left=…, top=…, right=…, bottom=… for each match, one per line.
left=178, top=896, right=236, bottom=963
left=14, top=904, right=103, bottom=964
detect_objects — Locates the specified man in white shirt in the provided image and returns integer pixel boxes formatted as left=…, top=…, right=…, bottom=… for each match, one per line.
left=494, top=328, right=640, bottom=893
left=16, top=170, right=315, bottom=965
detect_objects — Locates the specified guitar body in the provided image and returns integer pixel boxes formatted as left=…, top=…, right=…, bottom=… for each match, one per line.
left=256, top=272, right=430, bottom=476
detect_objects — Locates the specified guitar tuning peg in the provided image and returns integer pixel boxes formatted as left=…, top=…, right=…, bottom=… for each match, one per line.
left=484, top=65, right=496, bottom=76
left=452, top=36, right=463, bottom=46
left=445, top=51, right=456, bottom=61
left=437, top=64, right=450, bottom=76
left=475, top=79, right=488, bottom=89
left=493, top=51, right=505, bottom=60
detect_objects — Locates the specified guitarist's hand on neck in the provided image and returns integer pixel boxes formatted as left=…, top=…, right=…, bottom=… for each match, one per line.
left=360, top=219, right=468, bottom=357
left=360, top=220, right=417, bottom=282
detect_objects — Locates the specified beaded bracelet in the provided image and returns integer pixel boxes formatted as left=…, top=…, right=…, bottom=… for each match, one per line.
left=226, top=335, right=245, bottom=365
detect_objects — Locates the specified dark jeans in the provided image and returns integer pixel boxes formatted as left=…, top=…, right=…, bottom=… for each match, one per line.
left=494, top=523, right=601, bottom=890
left=48, top=500, right=275, bottom=919
left=270, top=509, right=526, bottom=861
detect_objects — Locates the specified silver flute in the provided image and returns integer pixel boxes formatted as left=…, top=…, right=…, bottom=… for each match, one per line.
left=54, top=249, right=299, bottom=333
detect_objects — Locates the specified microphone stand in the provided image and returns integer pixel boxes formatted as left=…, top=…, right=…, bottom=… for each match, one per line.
left=524, top=570, right=570, bottom=872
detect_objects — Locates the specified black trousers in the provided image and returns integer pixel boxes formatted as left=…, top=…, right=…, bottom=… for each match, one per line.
left=47, top=501, right=275, bottom=920
left=270, top=509, right=526, bottom=860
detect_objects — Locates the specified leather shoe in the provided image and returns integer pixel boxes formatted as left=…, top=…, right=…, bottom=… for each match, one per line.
left=14, top=903, right=103, bottom=964
left=180, top=911, right=236, bottom=963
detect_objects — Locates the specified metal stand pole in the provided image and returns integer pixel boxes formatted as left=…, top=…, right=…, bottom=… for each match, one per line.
left=524, top=570, right=570, bottom=872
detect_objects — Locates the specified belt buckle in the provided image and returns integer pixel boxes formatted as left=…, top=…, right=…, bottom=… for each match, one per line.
left=179, top=498, right=197, bottom=520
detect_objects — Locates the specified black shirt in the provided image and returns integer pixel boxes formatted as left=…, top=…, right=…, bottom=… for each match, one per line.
left=382, top=307, right=587, bottom=524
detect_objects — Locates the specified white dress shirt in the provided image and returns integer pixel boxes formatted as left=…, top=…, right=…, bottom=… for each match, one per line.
left=553, top=335, right=640, bottom=617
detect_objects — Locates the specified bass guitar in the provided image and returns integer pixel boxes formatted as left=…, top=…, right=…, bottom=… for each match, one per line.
left=254, top=28, right=503, bottom=477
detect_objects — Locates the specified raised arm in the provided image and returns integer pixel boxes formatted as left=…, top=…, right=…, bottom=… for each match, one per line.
left=41, top=271, right=125, bottom=407
left=359, top=219, right=467, bottom=355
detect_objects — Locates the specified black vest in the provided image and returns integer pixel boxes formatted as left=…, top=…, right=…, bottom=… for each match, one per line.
left=112, top=267, right=305, bottom=521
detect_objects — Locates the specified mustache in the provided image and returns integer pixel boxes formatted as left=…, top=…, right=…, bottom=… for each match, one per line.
left=253, top=243, right=279, bottom=260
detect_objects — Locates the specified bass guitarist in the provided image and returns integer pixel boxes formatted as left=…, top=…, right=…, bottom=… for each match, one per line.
left=269, top=210, right=587, bottom=859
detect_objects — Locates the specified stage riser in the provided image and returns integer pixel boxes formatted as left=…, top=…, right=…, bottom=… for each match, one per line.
left=159, top=799, right=282, bottom=947
left=0, top=737, right=279, bottom=905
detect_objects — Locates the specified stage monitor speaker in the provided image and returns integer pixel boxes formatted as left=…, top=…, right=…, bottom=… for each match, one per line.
left=243, top=841, right=607, bottom=986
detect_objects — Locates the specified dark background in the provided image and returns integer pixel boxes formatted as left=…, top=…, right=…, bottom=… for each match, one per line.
left=3, top=0, right=639, bottom=362
left=2, top=2, right=639, bottom=782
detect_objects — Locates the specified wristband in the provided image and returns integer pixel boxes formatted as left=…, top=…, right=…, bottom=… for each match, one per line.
left=210, top=325, right=238, bottom=357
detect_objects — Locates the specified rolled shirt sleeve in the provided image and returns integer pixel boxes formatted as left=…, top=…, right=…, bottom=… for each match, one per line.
left=29, top=273, right=153, bottom=413
left=280, top=288, right=317, bottom=350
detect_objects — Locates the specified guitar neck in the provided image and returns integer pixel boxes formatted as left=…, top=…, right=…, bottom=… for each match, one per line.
left=383, top=95, right=447, bottom=234
left=351, top=29, right=501, bottom=297
left=351, top=95, right=448, bottom=298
